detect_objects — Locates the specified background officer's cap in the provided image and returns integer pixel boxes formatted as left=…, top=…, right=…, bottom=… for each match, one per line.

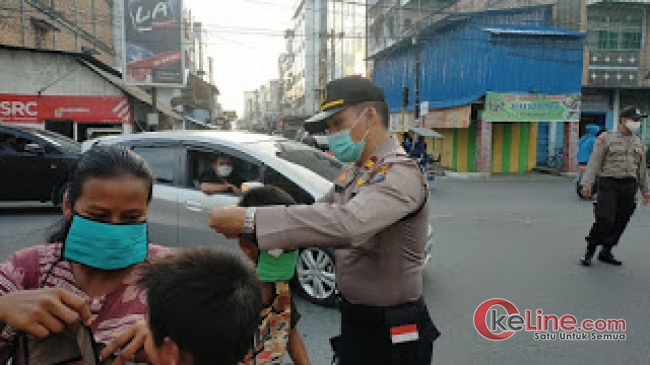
left=620, top=105, right=648, bottom=120
left=304, top=76, right=385, bottom=134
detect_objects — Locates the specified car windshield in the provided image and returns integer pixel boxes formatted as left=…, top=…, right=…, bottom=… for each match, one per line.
left=257, top=140, right=342, bottom=182
left=28, top=128, right=81, bottom=152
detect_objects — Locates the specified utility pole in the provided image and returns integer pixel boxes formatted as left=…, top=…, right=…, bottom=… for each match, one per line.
left=413, top=35, right=420, bottom=126
left=330, top=28, right=335, bottom=80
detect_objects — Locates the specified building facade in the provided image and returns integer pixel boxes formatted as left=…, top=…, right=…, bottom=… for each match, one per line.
left=281, top=0, right=366, bottom=119
left=370, top=4, right=585, bottom=174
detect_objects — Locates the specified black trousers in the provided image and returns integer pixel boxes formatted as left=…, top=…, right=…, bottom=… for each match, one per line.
left=332, top=297, right=439, bottom=365
left=587, top=177, right=637, bottom=250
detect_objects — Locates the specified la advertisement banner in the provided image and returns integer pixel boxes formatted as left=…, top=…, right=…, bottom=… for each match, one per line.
left=484, top=92, right=581, bottom=123
left=124, top=0, right=184, bottom=87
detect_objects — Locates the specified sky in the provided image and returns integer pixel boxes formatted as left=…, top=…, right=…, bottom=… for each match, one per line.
left=185, top=0, right=297, bottom=117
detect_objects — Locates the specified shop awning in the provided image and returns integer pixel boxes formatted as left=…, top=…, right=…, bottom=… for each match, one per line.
left=80, top=60, right=183, bottom=121
left=409, top=127, right=443, bottom=139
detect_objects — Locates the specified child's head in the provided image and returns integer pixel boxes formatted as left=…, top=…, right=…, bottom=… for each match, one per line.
left=138, top=247, right=262, bottom=365
left=237, top=186, right=297, bottom=263
left=237, top=186, right=299, bottom=282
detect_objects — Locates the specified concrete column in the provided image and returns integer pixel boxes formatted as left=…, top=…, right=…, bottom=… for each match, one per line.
left=613, top=89, right=621, bottom=130
left=476, top=117, right=492, bottom=174
left=562, top=121, right=579, bottom=173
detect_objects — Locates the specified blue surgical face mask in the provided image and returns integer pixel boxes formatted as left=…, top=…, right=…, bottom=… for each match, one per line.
left=63, top=214, right=148, bottom=270
left=328, top=108, right=369, bottom=163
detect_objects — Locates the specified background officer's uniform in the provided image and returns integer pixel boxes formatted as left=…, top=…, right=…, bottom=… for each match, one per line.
left=581, top=119, right=648, bottom=265
left=253, top=76, right=440, bottom=365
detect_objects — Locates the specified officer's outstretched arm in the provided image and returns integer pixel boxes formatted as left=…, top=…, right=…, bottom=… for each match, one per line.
left=581, top=136, right=607, bottom=187
left=255, top=162, right=425, bottom=251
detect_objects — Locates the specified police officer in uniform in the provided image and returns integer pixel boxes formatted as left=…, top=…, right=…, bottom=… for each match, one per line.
left=580, top=106, right=650, bottom=266
left=209, top=76, right=440, bottom=365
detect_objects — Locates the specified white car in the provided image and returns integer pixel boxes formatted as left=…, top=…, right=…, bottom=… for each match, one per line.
left=83, top=131, right=434, bottom=306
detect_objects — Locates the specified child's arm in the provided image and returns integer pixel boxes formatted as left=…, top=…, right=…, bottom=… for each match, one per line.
left=287, top=328, right=310, bottom=365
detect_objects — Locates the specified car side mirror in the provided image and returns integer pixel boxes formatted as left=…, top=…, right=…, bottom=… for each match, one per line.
left=24, top=143, right=44, bottom=155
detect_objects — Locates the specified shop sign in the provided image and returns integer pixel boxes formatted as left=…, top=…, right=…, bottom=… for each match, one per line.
left=389, top=112, right=414, bottom=133
left=0, top=94, right=132, bottom=124
left=484, top=92, right=581, bottom=122
left=422, top=104, right=471, bottom=128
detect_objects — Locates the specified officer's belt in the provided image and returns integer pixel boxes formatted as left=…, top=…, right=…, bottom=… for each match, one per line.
left=599, top=176, right=637, bottom=184
left=338, top=295, right=426, bottom=319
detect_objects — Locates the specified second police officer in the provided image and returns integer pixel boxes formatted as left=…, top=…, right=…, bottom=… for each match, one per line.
left=580, top=105, right=650, bottom=266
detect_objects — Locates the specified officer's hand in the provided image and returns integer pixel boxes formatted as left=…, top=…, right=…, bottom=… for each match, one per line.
left=642, top=192, right=650, bottom=206
left=0, top=288, right=92, bottom=339
left=209, top=206, right=246, bottom=239
left=581, top=186, right=592, bottom=199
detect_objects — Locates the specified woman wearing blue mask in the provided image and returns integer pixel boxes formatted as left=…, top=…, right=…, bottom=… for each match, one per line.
left=0, top=145, right=171, bottom=363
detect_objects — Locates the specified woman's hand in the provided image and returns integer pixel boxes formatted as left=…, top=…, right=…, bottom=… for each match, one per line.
left=0, top=288, right=91, bottom=339
left=99, top=319, right=150, bottom=364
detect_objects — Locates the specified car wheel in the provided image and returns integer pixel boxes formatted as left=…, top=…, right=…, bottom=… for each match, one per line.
left=292, top=247, right=337, bottom=307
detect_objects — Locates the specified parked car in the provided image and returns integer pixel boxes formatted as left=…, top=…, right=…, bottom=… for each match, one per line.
left=0, top=125, right=81, bottom=206
left=83, top=130, right=435, bottom=306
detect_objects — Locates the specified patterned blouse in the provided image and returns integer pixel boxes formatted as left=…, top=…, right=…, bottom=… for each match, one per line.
left=240, top=281, right=300, bottom=365
left=0, top=243, right=171, bottom=361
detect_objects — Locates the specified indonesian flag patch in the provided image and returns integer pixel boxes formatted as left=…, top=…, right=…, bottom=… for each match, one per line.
left=390, top=324, right=420, bottom=344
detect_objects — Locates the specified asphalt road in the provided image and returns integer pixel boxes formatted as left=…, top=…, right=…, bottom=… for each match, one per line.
left=2, top=175, right=650, bottom=364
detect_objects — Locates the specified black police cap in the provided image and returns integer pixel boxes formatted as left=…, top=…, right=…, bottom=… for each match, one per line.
left=304, top=76, right=385, bottom=134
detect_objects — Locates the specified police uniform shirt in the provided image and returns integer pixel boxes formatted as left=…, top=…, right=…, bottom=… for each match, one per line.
left=256, top=137, right=429, bottom=307
left=582, top=130, right=649, bottom=192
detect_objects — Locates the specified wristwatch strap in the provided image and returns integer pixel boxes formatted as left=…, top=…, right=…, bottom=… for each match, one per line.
left=243, top=207, right=257, bottom=235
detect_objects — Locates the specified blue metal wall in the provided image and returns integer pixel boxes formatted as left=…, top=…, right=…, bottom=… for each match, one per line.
left=371, top=5, right=584, bottom=113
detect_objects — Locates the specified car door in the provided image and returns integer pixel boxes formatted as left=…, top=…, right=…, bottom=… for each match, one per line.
left=130, top=144, right=181, bottom=248
left=0, top=130, right=53, bottom=201
left=176, top=144, right=261, bottom=248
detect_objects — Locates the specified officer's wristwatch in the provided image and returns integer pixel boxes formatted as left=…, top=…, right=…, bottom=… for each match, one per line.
left=240, top=207, right=258, bottom=246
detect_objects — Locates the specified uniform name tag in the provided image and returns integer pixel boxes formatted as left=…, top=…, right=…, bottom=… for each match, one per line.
left=390, top=324, right=419, bottom=344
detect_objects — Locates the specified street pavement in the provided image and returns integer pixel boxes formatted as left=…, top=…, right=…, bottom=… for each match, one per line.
left=1, top=175, right=650, bottom=364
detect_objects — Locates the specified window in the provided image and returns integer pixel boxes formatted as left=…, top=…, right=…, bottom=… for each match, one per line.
left=132, top=147, right=177, bottom=185
left=186, top=149, right=260, bottom=190
left=588, top=8, right=644, bottom=51
left=263, top=166, right=314, bottom=204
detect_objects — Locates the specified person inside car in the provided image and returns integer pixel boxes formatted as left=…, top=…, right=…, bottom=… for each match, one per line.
left=0, top=145, right=172, bottom=363
left=199, top=154, right=246, bottom=196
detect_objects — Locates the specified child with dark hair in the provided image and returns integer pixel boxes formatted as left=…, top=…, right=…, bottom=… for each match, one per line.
left=238, top=186, right=310, bottom=365
left=138, top=247, right=262, bottom=365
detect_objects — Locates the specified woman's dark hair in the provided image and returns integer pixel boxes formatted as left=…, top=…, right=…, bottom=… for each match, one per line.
left=47, top=145, right=154, bottom=243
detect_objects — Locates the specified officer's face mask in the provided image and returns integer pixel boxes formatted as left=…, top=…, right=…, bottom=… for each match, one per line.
left=63, top=213, right=148, bottom=270
left=626, top=119, right=642, bottom=134
left=328, top=108, right=369, bottom=163
left=217, top=164, right=233, bottom=177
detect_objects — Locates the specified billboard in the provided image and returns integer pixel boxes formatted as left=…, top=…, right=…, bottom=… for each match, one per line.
left=124, top=0, right=184, bottom=87
left=0, top=95, right=132, bottom=124
left=422, top=104, right=471, bottom=129
left=484, top=92, right=581, bottom=123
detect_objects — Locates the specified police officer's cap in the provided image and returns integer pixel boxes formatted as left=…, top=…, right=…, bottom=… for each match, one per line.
left=620, top=105, right=648, bottom=120
left=304, top=76, right=385, bottom=134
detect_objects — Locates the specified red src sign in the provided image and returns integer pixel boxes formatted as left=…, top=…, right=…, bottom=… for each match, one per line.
left=0, top=94, right=132, bottom=124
